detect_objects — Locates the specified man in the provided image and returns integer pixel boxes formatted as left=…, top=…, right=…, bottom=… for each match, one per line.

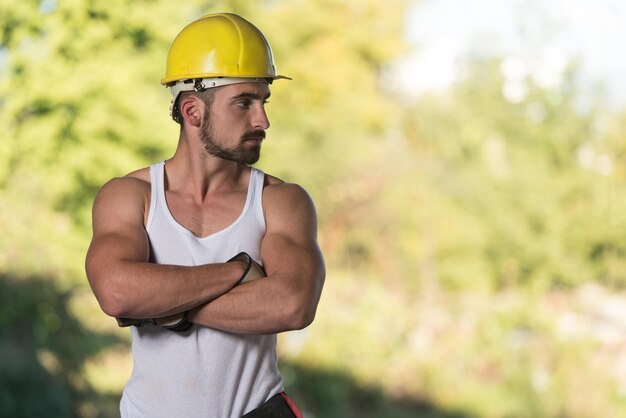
left=85, top=13, right=325, bottom=418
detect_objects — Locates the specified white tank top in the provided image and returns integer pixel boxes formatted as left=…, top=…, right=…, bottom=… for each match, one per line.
left=120, top=161, right=284, bottom=418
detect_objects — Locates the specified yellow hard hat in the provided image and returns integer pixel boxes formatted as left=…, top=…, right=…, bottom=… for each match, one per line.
left=161, top=12, right=290, bottom=85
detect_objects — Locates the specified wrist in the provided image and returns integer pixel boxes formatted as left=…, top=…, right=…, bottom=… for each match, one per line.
left=227, top=252, right=253, bottom=286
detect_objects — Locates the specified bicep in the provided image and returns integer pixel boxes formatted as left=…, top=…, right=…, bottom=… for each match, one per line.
left=85, top=178, right=150, bottom=285
left=260, top=184, right=325, bottom=286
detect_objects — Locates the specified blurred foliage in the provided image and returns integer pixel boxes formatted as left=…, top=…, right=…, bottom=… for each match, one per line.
left=397, top=57, right=626, bottom=292
left=2, top=0, right=626, bottom=417
left=0, top=274, right=123, bottom=417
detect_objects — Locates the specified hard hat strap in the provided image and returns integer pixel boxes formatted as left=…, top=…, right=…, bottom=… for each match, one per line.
left=170, top=77, right=269, bottom=98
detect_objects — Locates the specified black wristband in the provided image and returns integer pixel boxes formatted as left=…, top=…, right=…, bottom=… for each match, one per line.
left=153, top=311, right=193, bottom=332
left=228, top=252, right=253, bottom=286
left=116, top=317, right=150, bottom=327
left=163, top=315, right=192, bottom=332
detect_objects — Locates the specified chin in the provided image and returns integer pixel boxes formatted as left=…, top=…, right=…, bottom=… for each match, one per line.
left=242, top=148, right=261, bottom=164
left=243, top=155, right=261, bottom=165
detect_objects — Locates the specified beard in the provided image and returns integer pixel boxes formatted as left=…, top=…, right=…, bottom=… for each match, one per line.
left=200, top=112, right=263, bottom=165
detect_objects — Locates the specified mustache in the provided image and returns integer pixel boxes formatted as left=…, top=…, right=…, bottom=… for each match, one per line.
left=241, top=130, right=266, bottom=141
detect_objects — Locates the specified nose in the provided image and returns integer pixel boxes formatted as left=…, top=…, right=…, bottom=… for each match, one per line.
left=253, top=104, right=270, bottom=130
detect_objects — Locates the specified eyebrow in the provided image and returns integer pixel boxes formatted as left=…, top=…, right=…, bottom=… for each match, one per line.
left=231, top=92, right=271, bottom=101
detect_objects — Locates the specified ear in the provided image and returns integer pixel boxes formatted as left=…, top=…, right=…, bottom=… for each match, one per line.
left=179, top=95, right=204, bottom=127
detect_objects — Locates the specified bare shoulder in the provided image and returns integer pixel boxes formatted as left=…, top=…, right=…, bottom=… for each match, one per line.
left=262, top=174, right=318, bottom=232
left=92, top=167, right=151, bottom=228
left=95, top=170, right=149, bottom=202
left=125, top=166, right=151, bottom=183
left=263, top=175, right=314, bottom=208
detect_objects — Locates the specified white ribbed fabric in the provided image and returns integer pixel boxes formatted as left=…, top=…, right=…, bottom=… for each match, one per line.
left=120, top=161, right=284, bottom=418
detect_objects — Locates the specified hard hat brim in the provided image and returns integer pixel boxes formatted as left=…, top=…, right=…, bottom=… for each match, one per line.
left=161, top=74, right=291, bottom=86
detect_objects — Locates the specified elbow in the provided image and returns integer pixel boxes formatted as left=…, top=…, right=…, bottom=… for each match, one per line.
left=282, top=277, right=324, bottom=331
left=92, top=286, right=127, bottom=318
left=291, top=312, right=315, bottom=331
left=87, top=273, right=129, bottom=318
left=284, top=302, right=317, bottom=331
left=98, top=295, right=126, bottom=318
left=86, top=260, right=135, bottom=318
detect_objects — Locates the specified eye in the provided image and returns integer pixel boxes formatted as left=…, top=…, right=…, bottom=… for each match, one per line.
left=235, top=99, right=252, bottom=109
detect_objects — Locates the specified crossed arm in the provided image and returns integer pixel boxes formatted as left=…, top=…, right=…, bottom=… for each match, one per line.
left=85, top=175, right=325, bottom=334
left=188, top=182, right=325, bottom=334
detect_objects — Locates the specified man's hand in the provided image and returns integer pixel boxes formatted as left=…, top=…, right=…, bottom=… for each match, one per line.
left=229, top=252, right=266, bottom=285
left=153, top=313, right=193, bottom=332
left=116, top=317, right=147, bottom=327
left=116, top=313, right=192, bottom=332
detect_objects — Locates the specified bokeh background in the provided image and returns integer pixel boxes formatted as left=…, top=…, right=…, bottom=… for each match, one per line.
left=2, top=0, right=626, bottom=417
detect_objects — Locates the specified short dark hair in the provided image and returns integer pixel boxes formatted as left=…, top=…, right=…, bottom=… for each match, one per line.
left=173, top=88, right=216, bottom=127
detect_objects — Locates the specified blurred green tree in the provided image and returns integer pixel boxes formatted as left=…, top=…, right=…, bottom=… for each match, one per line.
left=397, top=56, right=626, bottom=291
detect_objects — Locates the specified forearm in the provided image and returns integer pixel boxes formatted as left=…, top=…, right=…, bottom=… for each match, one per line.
left=187, top=183, right=326, bottom=334
left=88, top=259, right=244, bottom=319
left=85, top=177, right=250, bottom=321
left=188, top=269, right=322, bottom=335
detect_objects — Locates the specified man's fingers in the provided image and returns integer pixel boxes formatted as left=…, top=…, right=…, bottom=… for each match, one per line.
left=229, top=252, right=266, bottom=285
left=241, top=258, right=265, bottom=283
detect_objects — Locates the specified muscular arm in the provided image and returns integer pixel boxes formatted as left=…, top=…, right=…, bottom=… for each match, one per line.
left=85, top=176, right=244, bottom=319
left=188, top=183, right=326, bottom=334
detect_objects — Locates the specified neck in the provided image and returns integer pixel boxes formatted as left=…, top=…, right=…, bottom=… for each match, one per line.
left=165, top=134, right=249, bottom=200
